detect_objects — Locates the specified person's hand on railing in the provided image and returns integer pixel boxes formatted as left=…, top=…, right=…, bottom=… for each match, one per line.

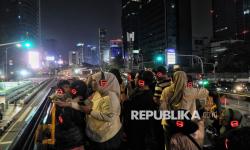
left=54, top=100, right=71, bottom=107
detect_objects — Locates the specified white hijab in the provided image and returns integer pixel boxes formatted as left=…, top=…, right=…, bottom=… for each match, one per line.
left=92, top=72, right=121, bottom=98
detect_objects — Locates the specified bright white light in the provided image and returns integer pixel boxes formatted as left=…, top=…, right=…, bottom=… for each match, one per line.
left=133, top=50, right=139, bottom=54
left=16, top=43, right=22, bottom=48
left=0, top=75, right=5, bottom=79
left=244, top=9, right=250, bottom=15
left=46, top=56, right=55, bottom=61
left=74, top=69, right=80, bottom=74
left=28, top=51, right=40, bottom=69
left=77, top=43, right=84, bottom=46
left=235, top=85, right=243, bottom=91
left=20, top=70, right=29, bottom=77
left=25, top=43, right=31, bottom=47
left=58, top=59, right=63, bottom=65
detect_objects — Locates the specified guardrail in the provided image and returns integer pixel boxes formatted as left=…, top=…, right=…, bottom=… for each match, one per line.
left=23, top=79, right=52, bottom=104
left=7, top=87, right=54, bottom=150
left=218, top=92, right=250, bottom=98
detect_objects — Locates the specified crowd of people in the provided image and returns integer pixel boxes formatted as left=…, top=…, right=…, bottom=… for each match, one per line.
left=43, top=66, right=250, bottom=150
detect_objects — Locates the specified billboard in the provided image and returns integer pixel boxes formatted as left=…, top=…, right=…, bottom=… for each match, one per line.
left=28, top=51, right=40, bottom=69
left=166, top=49, right=176, bottom=65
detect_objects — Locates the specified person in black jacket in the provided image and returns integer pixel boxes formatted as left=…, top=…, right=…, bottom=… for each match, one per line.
left=123, top=71, right=164, bottom=150
left=54, top=80, right=87, bottom=150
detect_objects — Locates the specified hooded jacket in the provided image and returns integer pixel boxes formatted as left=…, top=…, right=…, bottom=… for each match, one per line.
left=71, top=72, right=122, bottom=143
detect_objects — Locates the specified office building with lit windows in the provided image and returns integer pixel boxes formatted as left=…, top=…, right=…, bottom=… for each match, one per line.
left=121, top=0, right=141, bottom=58
left=121, top=0, right=192, bottom=66
left=0, top=0, right=40, bottom=44
left=212, top=0, right=250, bottom=42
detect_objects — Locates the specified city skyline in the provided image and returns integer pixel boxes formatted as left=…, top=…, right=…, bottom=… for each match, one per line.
left=41, top=0, right=122, bottom=59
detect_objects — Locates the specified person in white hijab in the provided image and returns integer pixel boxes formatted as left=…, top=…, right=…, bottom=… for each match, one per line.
left=55, top=72, right=122, bottom=150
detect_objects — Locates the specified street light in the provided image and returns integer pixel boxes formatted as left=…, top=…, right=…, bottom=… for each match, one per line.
left=16, top=43, right=22, bottom=48
left=3, top=41, right=33, bottom=81
left=20, top=69, right=30, bottom=77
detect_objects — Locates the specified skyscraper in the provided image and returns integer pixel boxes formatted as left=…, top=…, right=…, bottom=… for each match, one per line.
left=121, top=0, right=141, bottom=56
left=69, top=51, right=80, bottom=66
left=0, top=0, right=40, bottom=44
left=99, top=28, right=109, bottom=65
left=121, top=0, right=192, bottom=67
left=0, top=0, right=40, bottom=80
left=140, top=0, right=192, bottom=64
left=212, top=0, right=250, bottom=42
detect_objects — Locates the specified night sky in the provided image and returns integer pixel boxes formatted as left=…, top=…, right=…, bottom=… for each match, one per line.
left=191, top=0, right=213, bottom=38
left=41, top=0, right=122, bottom=58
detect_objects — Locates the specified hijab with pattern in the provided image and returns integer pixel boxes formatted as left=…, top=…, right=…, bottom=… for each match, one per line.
left=168, top=71, right=187, bottom=110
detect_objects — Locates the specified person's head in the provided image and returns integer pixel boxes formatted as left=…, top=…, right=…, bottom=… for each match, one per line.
left=173, top=65, right=182, bottom=73
left=219, top=108, right=242, bottom=131
left=109, top=68, right=123, bottom=85
left=128, top=72, right=135, bottom=81
left=70, top=80, right=88, bottom=99
left=168, top=71, right=187, bottom=109
left=173, top=71, right=187, bottom=85
left=134, top=70, right=144, bottom=87
left=215, top=127, right=250, bottom=150
left=86, top=71, right=120, bottom=97
left=155, top=66, right=168, bottom=80
left=57, top=80, right=70, bottom=93
left=168, top=109, right=199, bottom=135
left=137, top=71, right=154, bottom=89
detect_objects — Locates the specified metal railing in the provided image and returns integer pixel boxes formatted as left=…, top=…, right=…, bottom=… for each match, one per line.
left=7, top=88, right=54, bottom=150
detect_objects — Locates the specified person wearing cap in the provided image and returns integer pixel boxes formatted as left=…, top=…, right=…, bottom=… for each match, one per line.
left=219, top=108, right=242, bottom=135
left=168, top=110, right=204, bottom=150
left=153, top=66, right=172, bottom=106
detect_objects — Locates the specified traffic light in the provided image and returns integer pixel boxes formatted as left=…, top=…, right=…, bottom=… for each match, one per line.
left=24, top=41, right=32, bottom=48
left=155, top=54, right=164, bottom=64
left=198, top=79, right=209, bottom=86
left=16, top=41, right=33, bottom=48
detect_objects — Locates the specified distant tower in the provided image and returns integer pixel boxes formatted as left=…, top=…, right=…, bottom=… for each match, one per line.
left=69, top=51, right=80, bottom=66
left=99, top=28, right=109, bottom=67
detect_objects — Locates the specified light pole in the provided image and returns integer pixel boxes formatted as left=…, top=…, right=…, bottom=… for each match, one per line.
left=1, top=42, right=31, bottom=81
left=5, top=48, right=7, bottom=81
left=177, top=54, right=204, bottom=74
left=204, top=62, right=218, bottom=79
left=0, top=41, right=25, bottom=47
left=4, top=46, right=15, bottom=81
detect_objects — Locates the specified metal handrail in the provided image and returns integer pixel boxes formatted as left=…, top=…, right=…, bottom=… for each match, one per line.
left=7, top=88, right=54, bottom=150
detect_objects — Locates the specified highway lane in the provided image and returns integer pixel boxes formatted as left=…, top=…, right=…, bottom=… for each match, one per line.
left=0, top=78, right=56, bottom=150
